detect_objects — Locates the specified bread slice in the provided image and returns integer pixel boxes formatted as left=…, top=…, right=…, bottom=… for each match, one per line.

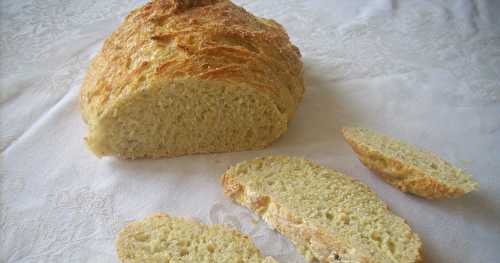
left=341, top=127, right=479, bottom=199
left=80, top=0, right=303, bottom=159
left=221, top=156, right=422, bottom=263
left=116, top=213, right=276, bottom=263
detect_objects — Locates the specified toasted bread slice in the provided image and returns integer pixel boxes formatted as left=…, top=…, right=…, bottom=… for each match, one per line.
left=222, top=156, right=422, bottom=263
left=116, top=213, right=276, bottom=263
left=342, top=127, right=479, bottom=199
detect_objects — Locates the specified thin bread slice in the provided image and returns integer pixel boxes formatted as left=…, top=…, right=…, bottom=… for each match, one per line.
left=221, top=156, right=422, bottom=263
left=341, top=127, right=479, bottom=199
left=116, top=213, right=276, bottom=263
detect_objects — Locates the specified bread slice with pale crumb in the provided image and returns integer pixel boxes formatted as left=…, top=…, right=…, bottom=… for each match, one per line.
left=342, top=127, right=479, bottom=199
left=221, top=156, right=422, bottom=263
left=116, top=213, right=276, bottom=263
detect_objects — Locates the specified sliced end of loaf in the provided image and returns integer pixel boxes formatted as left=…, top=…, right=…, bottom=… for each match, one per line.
left=80, top=0, right=304, bottom=160
left=341, top=127, right=479, bottom=199
left=116, top=213, right=276, bottom=263
left=222, top=156, right=423, bottom=263
left=86, top=80, right=288, bottom=159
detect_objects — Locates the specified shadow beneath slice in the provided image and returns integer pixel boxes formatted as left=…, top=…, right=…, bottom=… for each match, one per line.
left=272, top=58, right=363, bottom=156
left=416, top=191, right=500, bottom=263
left=433, top=192, right=500, bottom=232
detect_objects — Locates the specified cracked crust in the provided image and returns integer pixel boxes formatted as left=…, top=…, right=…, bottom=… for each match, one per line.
left=342, top=127, right=479, bottom=199
left=81, top=0, right=303, bottom=122
left=80, top=0, right=303, bottom=158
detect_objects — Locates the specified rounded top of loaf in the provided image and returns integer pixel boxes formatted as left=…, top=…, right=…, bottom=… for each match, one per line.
left=153, top=0, right=219, bottom=12
left=80, top=0, right=303, bottom=126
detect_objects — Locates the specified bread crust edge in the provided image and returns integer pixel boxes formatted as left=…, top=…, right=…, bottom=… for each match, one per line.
left=341, top=127, right=472, bottom=200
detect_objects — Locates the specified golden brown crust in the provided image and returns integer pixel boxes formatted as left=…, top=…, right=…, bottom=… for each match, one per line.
left=341, top=127, right=469, bottom=200
left=81, top=0, right=303, bottom=127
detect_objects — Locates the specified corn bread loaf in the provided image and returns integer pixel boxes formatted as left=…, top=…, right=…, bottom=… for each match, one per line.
left=80, top=0, right=304, bottom=159
left=116, top=213, right=277, bottom=263
left=342, top=127, right=479, bottom=199
left=221, top=156, right=422, bottom=263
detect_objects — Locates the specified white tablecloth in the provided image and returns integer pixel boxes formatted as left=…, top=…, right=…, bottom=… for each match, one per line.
left=1, top=0, right=500, bottom=262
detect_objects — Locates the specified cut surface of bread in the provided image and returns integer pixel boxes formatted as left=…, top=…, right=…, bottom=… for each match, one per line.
left=116, top=213, right=276, bottom=263
left=80, top=0, right=303, bottom=159
left=222, top=156, right=422, bottom=263
left=342, top=127, right=479, bottom=199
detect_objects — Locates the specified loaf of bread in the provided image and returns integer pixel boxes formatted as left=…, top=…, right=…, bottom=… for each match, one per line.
left=116, top=213, right=276, bottom=262
left=222, top=156, right=422, bottom=263
left=342, top=127, right=479, bottom=199
left=80, top=0, right=303, bottom=159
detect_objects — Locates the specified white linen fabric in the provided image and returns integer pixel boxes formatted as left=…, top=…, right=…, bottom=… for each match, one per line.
left=1, top=0, right=499, bottom=262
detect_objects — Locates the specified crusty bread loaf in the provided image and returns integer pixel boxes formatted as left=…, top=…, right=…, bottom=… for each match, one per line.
left=342, top=127, right=479, bottom=199
left=221, top=156, right=422, bottom=263
left=80, top=0, right=303, bottom=159
left=116, top=213, right=276, bottom=263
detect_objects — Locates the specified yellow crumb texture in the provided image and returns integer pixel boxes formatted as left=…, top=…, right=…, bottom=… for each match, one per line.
left=221, top=156, right=423, bottom=263
left=116, top=213, right=277, bottom=263
left=80, top=0, right=304, bottom=159
left=342, top=127, right=479, bottom=199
